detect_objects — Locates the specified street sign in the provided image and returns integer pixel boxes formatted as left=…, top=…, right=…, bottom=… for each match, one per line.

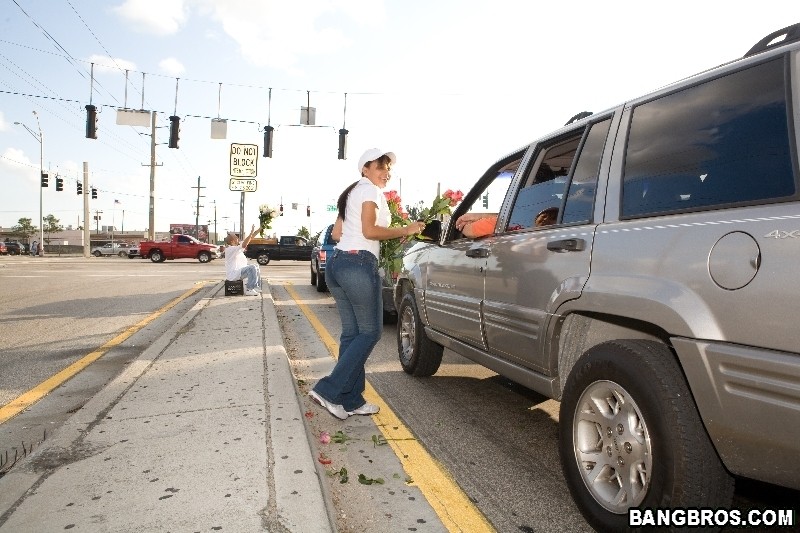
left=229, top=178, right=257, bottom=192
left=326, top=204, right=337, bottom=212
left=230, top=143, right=258, bottom=177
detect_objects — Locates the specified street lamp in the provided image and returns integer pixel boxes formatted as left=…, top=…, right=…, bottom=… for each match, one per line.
left=13, top=111, right=44, bottom=254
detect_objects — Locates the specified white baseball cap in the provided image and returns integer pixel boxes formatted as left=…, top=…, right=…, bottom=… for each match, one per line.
left=357, top=148, right=396, bottom=173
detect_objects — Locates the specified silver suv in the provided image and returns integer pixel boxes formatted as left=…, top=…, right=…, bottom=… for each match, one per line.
left=394, top=24, right=800, bottom=530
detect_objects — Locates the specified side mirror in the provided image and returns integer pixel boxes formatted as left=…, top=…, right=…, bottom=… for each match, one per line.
left=421, top=220, right=441, bottom=241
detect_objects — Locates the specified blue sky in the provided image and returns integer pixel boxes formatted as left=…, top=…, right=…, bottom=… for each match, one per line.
left=0, top=0, right=796, bottom=236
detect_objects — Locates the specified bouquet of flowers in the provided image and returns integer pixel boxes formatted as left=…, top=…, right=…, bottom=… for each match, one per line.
left=258, top=204, right=279, bottom=237
left=379, top=189, right=463, bottom=278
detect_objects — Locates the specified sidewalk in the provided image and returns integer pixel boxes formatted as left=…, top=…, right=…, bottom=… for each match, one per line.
left=0, top=281, right=334, bottom=532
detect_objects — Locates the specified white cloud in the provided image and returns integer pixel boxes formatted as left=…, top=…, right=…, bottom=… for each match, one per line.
left=159, top=57, right=186, bottom=76
left=200, top=0, right=362, bottom=70
left=112, top=0, right=188, bottom=35
left=86, top=54, right=137, bottom=74
left=0, top=111, right=7, bottom=132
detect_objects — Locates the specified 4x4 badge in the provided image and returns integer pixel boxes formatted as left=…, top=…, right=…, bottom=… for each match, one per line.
left=764, top=230, right=800, bottom=239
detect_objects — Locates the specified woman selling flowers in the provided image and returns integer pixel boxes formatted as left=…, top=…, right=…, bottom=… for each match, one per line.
left=309, top=148, right=426, bottom=420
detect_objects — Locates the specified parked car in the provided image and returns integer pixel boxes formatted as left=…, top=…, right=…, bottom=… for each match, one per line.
left=0, top=242, right=6, bottom=255
left=310, top=224, right=337, bottom=292
left=246, top=235, right=313, bottom=265
left=139, top=234, right=218, bottom=263
left=2, top=241, right=25, bottom=255
left=394, top=23, right=800, bottom=531
left=91, top=242, right=131, bottom=257
left=127, top=245, right=141, bottom=259
left=9, top=242, right=23, bottom=255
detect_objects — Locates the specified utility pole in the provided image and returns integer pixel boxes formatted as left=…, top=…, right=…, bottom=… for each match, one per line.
left=94, top=210, right=103, bottom=235
left=192, top=176, right=205, bottom=240
left=142, top=111, right=162, bottom=241
left=83, top=162, right=90, bottom=257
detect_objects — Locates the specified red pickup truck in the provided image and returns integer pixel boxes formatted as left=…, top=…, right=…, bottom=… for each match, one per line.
left=139, top=234, right=219, bottom=263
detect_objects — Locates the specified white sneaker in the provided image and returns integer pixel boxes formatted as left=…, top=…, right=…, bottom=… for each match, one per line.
left=348, top=403, right=380, bottom=416
left=309, top=390, right=349, bottom=420
left=244, top=289, right=259, bottom=296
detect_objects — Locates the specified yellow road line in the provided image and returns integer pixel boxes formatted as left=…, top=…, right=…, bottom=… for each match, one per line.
left=285, top=282, right=495, bottom=533
left=0, top=283, right=208, bottom=425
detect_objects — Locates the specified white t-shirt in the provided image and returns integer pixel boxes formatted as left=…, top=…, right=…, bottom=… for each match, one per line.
left=336, top=177, right=390, bottom=259
left=225, top=245, right=247, bottom=280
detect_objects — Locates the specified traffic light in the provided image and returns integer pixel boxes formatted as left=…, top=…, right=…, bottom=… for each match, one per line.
left=338, top=128, right=348, bottom=160
left=168, top=116, right=180, bottom=149
left=263, top=125, right=274, bottom=158
left=85, top=104, right=97, bottom=139
left=482, top=192, right=489, bottom=208
left=55, top=176, right=64, bottom=191
left=91, top=187, right=98, bottom=199
left=41, top=172, right=48, bottom=187
left=77, top=182, right=83, bottom=195
left=279, top=203, right=284, bottom=216
left=306, top=205, right=311, bottom=217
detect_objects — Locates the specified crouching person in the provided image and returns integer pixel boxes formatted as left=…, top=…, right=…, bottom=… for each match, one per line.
left=224, top=224, right=262, bottom=296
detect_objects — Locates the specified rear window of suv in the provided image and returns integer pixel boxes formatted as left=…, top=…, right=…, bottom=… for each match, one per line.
left=622, top=56, right=796, bottom=218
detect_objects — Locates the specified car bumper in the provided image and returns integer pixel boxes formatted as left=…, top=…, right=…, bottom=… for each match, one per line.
left=673, top=337, right=800, bottom=490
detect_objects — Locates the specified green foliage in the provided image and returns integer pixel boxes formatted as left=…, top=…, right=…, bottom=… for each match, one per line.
left=11, top=218, right=36, bottom=241
left=297, top=226, right=311, bottom=239
left=42, top=214, right=64, bottom=243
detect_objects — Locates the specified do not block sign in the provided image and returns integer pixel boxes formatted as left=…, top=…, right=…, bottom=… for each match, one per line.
left=230, top=143, right=258, bottom=177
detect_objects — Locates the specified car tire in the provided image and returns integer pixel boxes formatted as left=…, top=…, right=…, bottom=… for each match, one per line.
left=558, top=340, right=734, bottom=531
left=118, top=251, right=127, bottom=257
left=397, top=293, right=444, bottom=377
left=198, top=251, right=211, bottom=263
left=150, top=250, right=163, bottom=263
left=316, top=272, right=327, bottom=292
left=257, top=253, right=270, bottom=265
left=93, top=250, right=102, bottom=257
left=311, top=263, right=317, bottom=286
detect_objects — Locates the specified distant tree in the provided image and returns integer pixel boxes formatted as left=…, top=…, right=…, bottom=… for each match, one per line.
left=406, top=201, right=424, bottom=220
left=296, top=226, right=311, bottom=240
left=11, top=217, right=36, bottom=243
left=42, top=214, right=64, bottom=244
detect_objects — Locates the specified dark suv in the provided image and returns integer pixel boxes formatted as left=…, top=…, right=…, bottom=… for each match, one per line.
left=395, top=24, right=800, bottom=531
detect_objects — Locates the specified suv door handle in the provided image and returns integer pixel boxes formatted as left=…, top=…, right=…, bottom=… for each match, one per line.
left=466, top=247, right=490, bottom=258
left=547, top=238, right=586, bottom=252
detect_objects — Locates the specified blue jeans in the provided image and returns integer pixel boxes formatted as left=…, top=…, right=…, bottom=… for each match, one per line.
left=240, top=264, right=261, bottom=291
left=312, top=249, right=382, bottom=411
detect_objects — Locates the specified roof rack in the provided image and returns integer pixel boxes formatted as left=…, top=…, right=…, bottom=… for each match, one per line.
left=564, top=111, right=592, bottom=126
left=744, top=23, right=800, bottom=58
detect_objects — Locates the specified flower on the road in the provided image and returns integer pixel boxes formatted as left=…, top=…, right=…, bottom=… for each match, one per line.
left=320, top=431, right=331, bottom=445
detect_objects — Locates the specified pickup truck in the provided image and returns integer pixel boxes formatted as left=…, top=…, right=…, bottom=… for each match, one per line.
left=91, top=242, right=130, bottom=257
left=139, top=234, right=218, bottom=263
left=246, top=235, right=312, bottom=265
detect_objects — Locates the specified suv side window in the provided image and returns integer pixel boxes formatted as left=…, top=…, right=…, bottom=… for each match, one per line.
left=506, top=135, right=580, bottom=232
left=622, top=57, right=796, bottom=218
left=562, top=118, right=612, bottom=224
left=505, top=119, right=611, bottom=231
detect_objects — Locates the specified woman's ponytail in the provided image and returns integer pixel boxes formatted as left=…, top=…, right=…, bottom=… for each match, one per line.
left=337, top=180, right=359, bottom=220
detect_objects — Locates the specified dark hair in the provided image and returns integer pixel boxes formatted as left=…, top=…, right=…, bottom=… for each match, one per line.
left=337, top=181, right=359, bottom=220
